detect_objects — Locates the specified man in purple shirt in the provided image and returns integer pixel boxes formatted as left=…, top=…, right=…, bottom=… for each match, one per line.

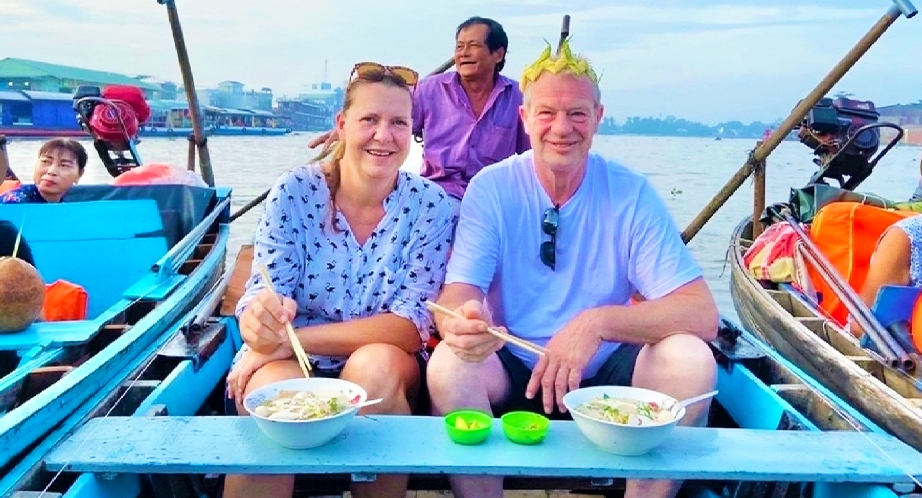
left=309, top=17, right=530, bottom=218
left=413, top=17, right=530, bottom=212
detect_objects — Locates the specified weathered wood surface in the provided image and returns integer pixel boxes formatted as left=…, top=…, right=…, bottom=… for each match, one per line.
left=728, top=217, right=922, bottom=453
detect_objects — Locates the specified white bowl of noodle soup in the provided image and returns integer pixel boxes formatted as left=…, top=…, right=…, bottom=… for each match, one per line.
left=244, top=377, right=367, bottom=449
left=562, top=385, right=685, bottom=456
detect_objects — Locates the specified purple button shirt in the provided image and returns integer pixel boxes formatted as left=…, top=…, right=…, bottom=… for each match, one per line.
left=413, top=72, right=530, bottom=200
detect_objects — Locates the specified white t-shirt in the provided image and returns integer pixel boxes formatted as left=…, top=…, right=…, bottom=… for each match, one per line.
left=446, top=150, right=702, bottom=377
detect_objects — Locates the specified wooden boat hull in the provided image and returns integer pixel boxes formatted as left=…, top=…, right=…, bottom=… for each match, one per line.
left=0, top=186, right=231, bottom=480
left=729, top=216, right=922, bottom=452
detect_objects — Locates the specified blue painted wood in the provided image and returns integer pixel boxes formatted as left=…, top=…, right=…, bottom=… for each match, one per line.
left=123, top=274, right=185, bottom=301
left=44, top=415, right=922, bottom=483
left=0, top=320, right=103, bottom=351
left=0, top=200, right=169, bottom=317
left=151, top=196, right=232, bottom=281
left=716, top=357, right=816, bottom=431
left=133, top=333, right=235, bottom=417
left=872, top=285, right=920, bottom=327
left=813, top=482, right=903, bottom=498
left=0, top=348, right=63, bottom=401
left=48, top=322, right=238, bottom=498
left=60, top=473, right=141, bottom=498
left=0, top=224, right=228, bottom=475
left=0, top=200, right=164, bottom=241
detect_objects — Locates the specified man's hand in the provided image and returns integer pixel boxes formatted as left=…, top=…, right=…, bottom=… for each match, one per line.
left=439, top=300, right=504, bottom=363
left=239, top=288, right=298, bottom=354
left=307, top=130, right=335, bottom=149
left=526, top=309, right=602, bottom=414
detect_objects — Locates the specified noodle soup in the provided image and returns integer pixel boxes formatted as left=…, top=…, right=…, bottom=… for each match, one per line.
left=253, top=389, right=357, bottom=421
left=243, top=378, right=367, bottom=449
left=575, top=394, right=676, bottom=426
left=562, top=385, right=684, bottom=455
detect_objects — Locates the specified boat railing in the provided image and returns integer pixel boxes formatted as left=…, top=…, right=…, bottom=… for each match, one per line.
left=151, top=195, right=230, bottom=282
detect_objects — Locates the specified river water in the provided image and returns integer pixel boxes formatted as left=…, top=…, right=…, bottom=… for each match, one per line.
left=5, top=134, right=921, bottom=320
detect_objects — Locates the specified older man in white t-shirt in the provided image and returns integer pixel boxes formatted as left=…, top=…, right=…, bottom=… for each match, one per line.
left=426, top=41, right=719, bottom=498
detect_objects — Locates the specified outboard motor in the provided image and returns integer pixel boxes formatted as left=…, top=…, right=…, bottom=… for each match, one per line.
left=796, top=96, right=904, bottom=191
left=73, top=85, right=150, bottom=177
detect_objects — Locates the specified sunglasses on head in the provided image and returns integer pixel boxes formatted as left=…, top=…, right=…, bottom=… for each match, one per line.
left=540, top=205, right=559, bottom=270
left=350, top=62, right=419, bottom=87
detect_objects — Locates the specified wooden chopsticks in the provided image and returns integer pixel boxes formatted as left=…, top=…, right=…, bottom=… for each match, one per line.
left=425, top=301, right=548, bottom=357
left=256, top=264, right=312, bottom=377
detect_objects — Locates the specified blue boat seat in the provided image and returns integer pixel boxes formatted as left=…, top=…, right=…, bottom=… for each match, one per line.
left=44, top=415, right=922, bottom=485
left=63, top=184, right=218, bottom=249
left=0, top=199, right=167, bottom=318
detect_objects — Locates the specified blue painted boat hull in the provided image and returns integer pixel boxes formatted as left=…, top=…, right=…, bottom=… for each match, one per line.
left=6, top=246, right=913, bottom=497
left=0, top=186, right=231, bottom=487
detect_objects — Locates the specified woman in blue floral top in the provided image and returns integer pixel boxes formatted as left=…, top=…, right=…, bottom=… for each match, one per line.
left=223, top=64, right=454, bottom=498
left=0, top=138, right=87, bottom=204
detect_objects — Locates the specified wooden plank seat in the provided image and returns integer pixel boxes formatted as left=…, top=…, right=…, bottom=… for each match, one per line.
left=45, top=415, right=922, bottom=484
left=0, top=320, right=105, bottom=352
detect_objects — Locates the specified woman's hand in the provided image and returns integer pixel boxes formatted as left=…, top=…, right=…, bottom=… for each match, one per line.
left=239, top=288, right=298, bottom=354
left=226, top=344, right=294, bottom=401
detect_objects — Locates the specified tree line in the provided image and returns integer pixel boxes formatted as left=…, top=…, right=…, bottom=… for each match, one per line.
left=599, top=116, right=780, bottom=139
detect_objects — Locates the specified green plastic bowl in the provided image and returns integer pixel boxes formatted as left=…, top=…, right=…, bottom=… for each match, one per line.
left=444, top=409, right=493, bottom=445
left=501, top=411, right=550, bottom=445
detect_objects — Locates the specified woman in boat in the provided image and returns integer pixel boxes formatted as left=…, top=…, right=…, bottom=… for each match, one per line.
left=0, top=138, right=87, bottom=204
left=223, top=62, right=454, bottom=498
left=852, top=215, right=922, bottom=338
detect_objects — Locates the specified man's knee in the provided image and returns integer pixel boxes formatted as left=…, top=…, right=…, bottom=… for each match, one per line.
left=637, top=334, right=716, bottom=385
left=427, top=342, right=507, bottom=404
left=427, top=342, right=463, bottom=398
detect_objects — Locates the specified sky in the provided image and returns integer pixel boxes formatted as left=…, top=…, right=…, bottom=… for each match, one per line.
left=4, top=0, right=921, bottom=124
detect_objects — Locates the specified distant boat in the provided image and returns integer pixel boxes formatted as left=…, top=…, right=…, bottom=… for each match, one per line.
left=139, top=101, right=291, bottom=137
left=0, top=91, right=292, bottom=139
left=138, top=125, right=291, bottom=138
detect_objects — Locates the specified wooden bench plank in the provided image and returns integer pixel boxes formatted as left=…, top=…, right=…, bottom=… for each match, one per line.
left=45, top=415, right=922, bottom=483
left=0, top=320, right=104, bottom=351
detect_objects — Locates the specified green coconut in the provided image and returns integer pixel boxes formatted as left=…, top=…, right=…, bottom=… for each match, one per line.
left=0, top=256, right=45, bottom=333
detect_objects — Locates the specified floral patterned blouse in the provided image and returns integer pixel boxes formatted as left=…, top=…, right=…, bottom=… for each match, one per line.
left=893, top=215, right=922, bottom=288
left=0, top=185, right=46, bottom=204
left=236, top=163, right=455, bottom=371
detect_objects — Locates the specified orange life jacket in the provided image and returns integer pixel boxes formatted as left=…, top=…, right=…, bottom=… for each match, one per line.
left=0, top=180, right=21, bottom=195
left=808, top=202, right=916, bottom=326
left=43, top=280, right=89, bottom=322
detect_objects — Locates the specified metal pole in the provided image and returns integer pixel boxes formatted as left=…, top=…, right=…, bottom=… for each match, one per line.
left=681, top=3, right=914, bottom=244
left=776, top=207, right=913, bottom=371
left=157, top=0, right=216, bottom=187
